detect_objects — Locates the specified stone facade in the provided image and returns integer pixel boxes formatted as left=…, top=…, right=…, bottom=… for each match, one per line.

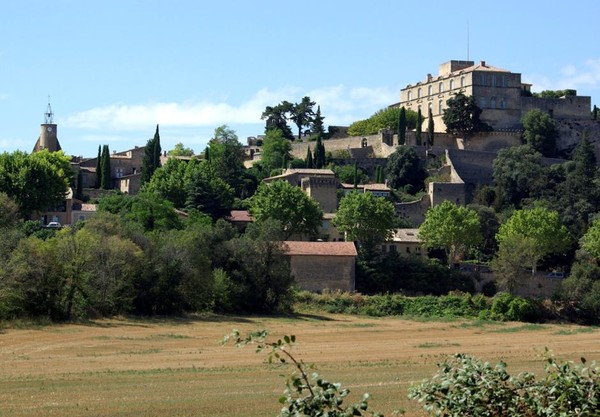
left=264, top=169, right=339, bottom=213
left=397, top=60, right=591, bottom=133
left=79, top=146, right=146, bottom=194
left=284, top=241, right=357, bottom=292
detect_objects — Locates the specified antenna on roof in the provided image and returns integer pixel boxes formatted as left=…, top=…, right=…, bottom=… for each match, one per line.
left=466, top=21, right=470, bottom=61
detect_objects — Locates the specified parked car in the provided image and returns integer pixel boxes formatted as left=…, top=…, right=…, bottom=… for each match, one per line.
left=545, top=271, right=565, bottom=278
left=46, top=221, right=62, bottom=228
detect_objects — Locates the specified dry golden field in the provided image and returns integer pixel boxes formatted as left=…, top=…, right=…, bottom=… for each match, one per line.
left=0, top=314, right=598, bottom=417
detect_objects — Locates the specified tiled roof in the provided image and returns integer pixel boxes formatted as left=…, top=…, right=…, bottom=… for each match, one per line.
left=283, top=241, right=357, bottom=257
left=392, top=229, right=422, bottom=243
left=363, top=183, right=391, bottom=192
left=80, top=204, right=97, bottom=212
left=228, top=210, right=253, bottom=222
left=453, top=62, right=510, bottom=74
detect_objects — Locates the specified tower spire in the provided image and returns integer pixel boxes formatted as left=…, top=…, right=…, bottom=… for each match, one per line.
left=44, top=96, right=54, bottom=124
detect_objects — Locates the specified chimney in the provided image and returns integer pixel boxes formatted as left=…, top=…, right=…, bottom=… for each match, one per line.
left=427, top=73, right=433, bottom=81
left=480, top=60, right=486, bottom=67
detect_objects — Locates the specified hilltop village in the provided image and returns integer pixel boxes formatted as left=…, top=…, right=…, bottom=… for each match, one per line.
left=2, top=59, right=600, bottom=323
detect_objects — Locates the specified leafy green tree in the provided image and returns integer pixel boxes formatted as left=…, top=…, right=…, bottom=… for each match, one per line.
left=208, top=125, right=248, bottom=197
left=289, top=96, right=315, bottom=141
left=560, top=258, right=600, bottom=322
left=385, top=146, right=427, bottom=193
left=143, top=158, right=191, bottom=208
left=261, top=102, right=294, bottom=140
left=260, top=128, right=292, bottom=172
left=250, top=180, right=323, bottom=239
left=0, top=192, right=21, bottom=228
left=305, top=146, right=314, bottom=168
left=427, top=107, right=435, bottom=146
left=522, top=109, right=558, bottom=157
left=580, top=218, right=600, bottom=261
left=95, top=145, right=101, bottom=188
left=415, top=107, right=423, bottom=145
left=168, top=142, right=194, bottom=157
left=419, top=200, right=482, bottom=265
left=333, top=191, right=396, bottom=253
left=398, top=106, right=407, bottom=145
left=496, top=207, right=571, bottom=274
left=185, top=163, right=235, bottom=220
left=492, top=145, right=545, bottom=208
left=311, top=105, right=325, bottom=137
left=348, top=107, right=417, bottom=136
left=442, top=91, right=490, bottom=135
left=0, top=150, right=72, bottom=215
left=333, top=164, right=366, bottom=184
left=100, top=144, right=111, bottom=189
left=491, top=234, right=538, bottom=293
left=141, top=125, right=162, bottom=184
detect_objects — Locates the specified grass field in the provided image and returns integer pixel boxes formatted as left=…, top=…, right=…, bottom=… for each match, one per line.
left=0, top=314, right=598, bottom=417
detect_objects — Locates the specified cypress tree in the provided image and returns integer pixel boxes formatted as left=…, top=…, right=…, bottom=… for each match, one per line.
left=593, top=105, right=598, bottom=120
left=398, top=107, right=407, bottom=145
left=312, top=105, right=325, bottom=137
left=427, top=107, right=435, bottom=147
left=415, top=108, right=423, bottom=146
left=204, top=146, right=210, bottom=162
left=95, top=145, right=102, bottom=188
left=306, top=146, right=314, bottom=168
left=152, top=124, right=162, bottom=169
left=101, top=144, right=111, bottom=189
left=314, top=136, right=326, bottom=169
left=353, top=161, right=358, bottom=189
left=141, top=125, right=161, bottom=184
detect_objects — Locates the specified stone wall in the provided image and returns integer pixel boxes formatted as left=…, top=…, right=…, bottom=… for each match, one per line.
left=289, top=255, right=355, bottom=292
left=395, top=195, right=430, bottom=227
left=521, top=96, right=591, bottom=120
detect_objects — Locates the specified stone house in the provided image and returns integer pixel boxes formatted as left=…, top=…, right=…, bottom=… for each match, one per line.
left=381, top=229, right=426, bottom=258
left=284, top=241, right=357, bottom=292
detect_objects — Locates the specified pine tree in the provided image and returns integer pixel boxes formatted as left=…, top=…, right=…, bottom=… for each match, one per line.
left=415, top=108, right=423, bottom=146
left=100, top=144, right=111, bottom=189
left=95, top=145, right=102, bottom=188
left=312, top=105, right=325, bottom=138
left=141, top=125, right=162, bottom=184
left=305, top=146, right=314, bottom=168
left=427, top=107, right=435, bottom=147
left=398, top=107, right=407, bottom=145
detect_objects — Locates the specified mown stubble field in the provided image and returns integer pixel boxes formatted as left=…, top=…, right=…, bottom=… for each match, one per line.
left=0, top=314, right=598, bottom=417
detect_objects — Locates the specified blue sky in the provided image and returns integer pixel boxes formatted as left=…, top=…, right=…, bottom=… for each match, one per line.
left=1, top=0, right=599, bottom=157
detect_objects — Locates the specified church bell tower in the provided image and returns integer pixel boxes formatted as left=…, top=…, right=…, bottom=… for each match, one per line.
left=33, top=99, right=62, bottom=153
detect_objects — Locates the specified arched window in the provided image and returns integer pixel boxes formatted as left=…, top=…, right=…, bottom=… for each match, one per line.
left=490, top=97, right=497, bottom=109
left=500, top=98, right=506, bottom=109
left=438, top=100, right=443, bottom=114
left=460, top=76, right=465, bottom=87
left=417, top=88, right=421, bottom=98
left=449, top=79, right=455, bottom=90
left=428, top=85, right=433, bottom=96
left=428, top=102, right=433, bottom=112
left=439, top=82, right=444, bottom=93
left=407, top=91, right=412, bottom=100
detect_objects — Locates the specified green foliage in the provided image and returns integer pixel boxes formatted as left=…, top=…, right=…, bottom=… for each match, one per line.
left=208, top=125, right=251, bottom=198
left=141, top=125, right=162, bottom=184
left=333, top=164, right=367, bottom=185
left=559, top=259, right=600, bottom=323
left=533, top=89, right=577, bottom=98
left=491, top=234, right=538, bottom=294
left=0, top=149, right=73, bottom=215
left=415, top=108, right=423, bottom=146
left=580, top=218, right=600, bottom=261
left=385, top=146, right=427, bottom=193
left=262, top=101, right=295, bottom=140
left=185, top=165, right=235, bottom=220
left=100, top=144, right=111, bottom=189
left=168, top=142, right=194, bottom=157
left=489, top=292, right=538, bottom=321
left=289, top=96, right=316, bottom=141
left=398, top=107, right=407, bottom=145
left=250, top=180, right=323, bottom=239
left=522, top=109, right=558, bottom=157
left=305, top=146, right=314, bottom=168
left=224, top=330, right=385, bottom=417
left=442, top=91, right=491, bottom=135
left=312, top=105, right=325, bottom=137
left=333, top=191, right=396, bottom=252
left=409, top=351, right=599, bottom=417
left=313, top=136, right=326, bottom=169
left=261, top=128, right=293, bottom=171
left=427, top=107, right=434, bottom=146
left=419, top=201, right=482, bottom=265
left=348, top=107, right=417, bottom=136
left=95, top=145, right=101, bottom=188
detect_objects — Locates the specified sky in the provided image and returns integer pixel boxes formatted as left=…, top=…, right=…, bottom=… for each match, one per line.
left=1, top=0, right=600, bottom=157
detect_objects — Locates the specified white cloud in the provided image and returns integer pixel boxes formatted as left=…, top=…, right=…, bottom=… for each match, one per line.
left=527, top=58, right=600, bottom=93
left=63, top=85, right=399, bottom=132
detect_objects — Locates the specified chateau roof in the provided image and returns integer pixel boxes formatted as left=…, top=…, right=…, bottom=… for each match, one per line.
left=452, top=61, right=510, bottom=74
left=284, top=241, right=357, bottom=257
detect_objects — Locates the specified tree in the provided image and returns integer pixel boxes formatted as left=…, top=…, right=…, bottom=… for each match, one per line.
left=305, top=146, right=314, bottom=169
left=313, top=136, right=326, bottom=169
left=185, top=162, right=235, bottom=221
left=289, top=96, right=315, bottom=141
left=496, top=207, right=571, bottom=274
left=385, top=146, right=427, bottom=192
left=333, top=191, right=396, bottom=252
left=580, top=218, right=600, bottom=261
left=415, top=107, right=423, bottom=145
left=522, top=109, right=558, bottom=157
left=398, top=106, right=407, bottom=145
left=348, top=107, right=417, bottom=136
left=95, top=145, right=101, bottom=188
left=261, top=102, right=294, bottom=140
left=312, top=105, right=325, bottom=137
left=0, top=150, right=72, bottom=215
left=260, top=128, right=292, bottom=173
left=492, top=145, right=545, bottom=208
left=168, top=142, right=194, bottom=157
left=418, top=200, right=482, bottom=266
left=491, top=234, right=538, bottom=293
left=143, top=157, right=191, bottom=208
left=249, top=180, right=323, bottom=239
left=100, top=144, right=111, bottom=190
left=593, top=104, right=598, bottom=120
left=0, top=192, right=20, bottom=227
left=333, top=164, right=366, bottom=185
left=427, top=107, right=435, bottom=146
left=442, top=91, right=490, bottom=135
left=208, top=125, right=247, bottom=197
left=141, top=125, right=162, bottom=184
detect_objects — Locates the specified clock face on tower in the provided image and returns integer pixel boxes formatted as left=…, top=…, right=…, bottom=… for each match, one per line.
left=47, top=126, right=53, bottom=132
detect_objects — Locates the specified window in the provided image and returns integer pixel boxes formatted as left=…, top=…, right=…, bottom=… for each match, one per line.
left=492, top=74, right=496, bottom=87
left=438, top=100, right=443, bottom=114
left=500, top=98, right=506, bottom=109
left=417, top=87, right=421, bottom=98
left=407, top=91, right=412, bottom=100
left=480, top=74, right=486, bottom=85
left=502, top=75, right=507, bottom=87
left=490, top=97, right=497, bottom=109
left=480, top=97, right=486, bottom=108
left=389, top=245, right=397, bottom=252
left=460, top=76, right=465, bottom=87
left=449, top=79, right=455, bottom=90
left=428, top=85, right=432, bottom=96
left=428, top=102, right=433, bottom=113
left=439, top=82, right=444, bottom=93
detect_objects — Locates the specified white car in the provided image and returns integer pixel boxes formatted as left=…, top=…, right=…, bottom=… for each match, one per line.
left=46, top=221, right=62, bottom=228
